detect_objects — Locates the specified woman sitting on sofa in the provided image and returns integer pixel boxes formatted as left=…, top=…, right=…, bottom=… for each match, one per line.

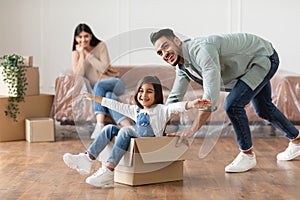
left=54, top=23, right=131, bottom=139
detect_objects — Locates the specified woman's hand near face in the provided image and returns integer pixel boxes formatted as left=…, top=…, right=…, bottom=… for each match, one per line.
left=76, top=44, right=83, bottom=52
left=72, top=46, right=86, bottom=75
left=76, top=44, right=88, bottom=57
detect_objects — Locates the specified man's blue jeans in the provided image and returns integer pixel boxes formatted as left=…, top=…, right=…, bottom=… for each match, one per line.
left=224, top=50, right=299, bottom=151
left=93, top=77, right=127, bottom=124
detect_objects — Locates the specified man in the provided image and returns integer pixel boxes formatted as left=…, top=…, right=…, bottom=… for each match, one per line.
left=150, top=28, right=300, bottom=173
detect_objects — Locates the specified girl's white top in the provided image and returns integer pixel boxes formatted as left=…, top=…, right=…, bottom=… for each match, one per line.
left=101, top=98, right=188, bottom=137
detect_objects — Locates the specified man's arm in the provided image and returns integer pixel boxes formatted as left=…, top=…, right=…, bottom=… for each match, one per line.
left=166, top=67, right=190, bottom=104
left=169, top=110, right=211, bottom=147
left=168, top=44, right=221, bottom=146
left=189, top=110, right=211, bottom=134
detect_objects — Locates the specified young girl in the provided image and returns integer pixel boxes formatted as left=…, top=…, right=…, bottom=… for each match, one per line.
left=63, top=76, right=211, bottom=187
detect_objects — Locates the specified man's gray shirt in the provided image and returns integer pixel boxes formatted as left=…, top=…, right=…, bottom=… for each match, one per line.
left=166, top=33, right=274, bottom=110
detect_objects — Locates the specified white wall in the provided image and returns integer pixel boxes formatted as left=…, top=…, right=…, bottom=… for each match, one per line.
left=1, top=0, right=300, bottom=94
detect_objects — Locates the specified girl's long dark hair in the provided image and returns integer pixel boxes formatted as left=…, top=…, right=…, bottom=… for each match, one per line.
left=72, top=23, right=101, bottom=51
left=134, top=76, right=164, bottom=109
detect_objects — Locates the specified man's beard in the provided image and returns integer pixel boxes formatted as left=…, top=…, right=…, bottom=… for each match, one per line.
left=171, top=55, right=181, bottom=66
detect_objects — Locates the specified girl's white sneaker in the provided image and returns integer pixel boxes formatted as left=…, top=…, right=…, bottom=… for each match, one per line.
left=63, top=153, right=92, bottom=175
left=86, top=166, right=114, bottom=187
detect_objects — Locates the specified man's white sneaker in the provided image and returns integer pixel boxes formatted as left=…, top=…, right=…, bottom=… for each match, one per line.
left=90, top=123, right=105, bottom=139
left=277, top=142, right=300, bottom=161
left=225, top=152, right=256, bottom=173
left=63, top=153, right=92, bottom=175
left=86, top=166, right=114, bottom=187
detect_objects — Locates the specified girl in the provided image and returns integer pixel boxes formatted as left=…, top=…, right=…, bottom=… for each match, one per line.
left=63, top=76, right=211, bottom=187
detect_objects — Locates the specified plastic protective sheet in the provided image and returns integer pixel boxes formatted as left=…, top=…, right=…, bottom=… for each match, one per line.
left=52, top=73, right=96, bottom=124
left=191, top=69, right=300, bottom=126
left=270, top=70, right=300, bottom=123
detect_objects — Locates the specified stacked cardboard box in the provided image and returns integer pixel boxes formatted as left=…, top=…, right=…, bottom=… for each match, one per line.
left=0, top=56, right=54, bottom=142
left=0, top=95, right=54, bottom=142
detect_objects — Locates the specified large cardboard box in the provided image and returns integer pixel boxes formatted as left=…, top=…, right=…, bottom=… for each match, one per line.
left=25, top=118, right=55, bottom=142
left=0, top=94, right=54, bottom=142
left=0, top=66, right=40, bottom=96
left=99, top=137, right=191, bottom=186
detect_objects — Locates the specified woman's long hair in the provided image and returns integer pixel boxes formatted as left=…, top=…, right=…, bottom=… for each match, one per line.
left=72, top=23, right=101, bottom=51
left=134, top=76, right=164, bottom=109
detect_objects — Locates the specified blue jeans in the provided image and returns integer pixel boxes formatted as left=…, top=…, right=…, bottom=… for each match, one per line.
left=87, top=124, right=154, bottom=166
left=136, top=108, right=155, bottom=137
left=224, top=50, right=299, bottom=151
left=93, top=77, right=127, bottom=124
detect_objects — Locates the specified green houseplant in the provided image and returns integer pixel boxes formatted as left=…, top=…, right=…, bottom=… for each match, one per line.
left=0, top=54, right=28, bottom=121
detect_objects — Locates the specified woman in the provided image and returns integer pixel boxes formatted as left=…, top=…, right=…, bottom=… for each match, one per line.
left=54, top=23, right=131, bottom=139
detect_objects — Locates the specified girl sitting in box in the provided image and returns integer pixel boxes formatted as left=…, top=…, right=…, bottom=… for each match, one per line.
left=63, top=75, right=211, bottom=187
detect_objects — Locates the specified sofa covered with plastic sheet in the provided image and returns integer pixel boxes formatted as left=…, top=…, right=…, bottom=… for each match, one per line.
left=52, top=66, right=300, bottom=133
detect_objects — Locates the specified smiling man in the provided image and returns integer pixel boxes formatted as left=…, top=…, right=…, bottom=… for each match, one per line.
left=150, top=28, right=300, bottom=173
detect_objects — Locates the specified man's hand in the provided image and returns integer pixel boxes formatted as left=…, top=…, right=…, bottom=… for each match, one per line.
left=167, top=129, right=195, bottom=147
left=167, top=109, right=212, bottom=147
left=186, top=98, right=212, bottom=110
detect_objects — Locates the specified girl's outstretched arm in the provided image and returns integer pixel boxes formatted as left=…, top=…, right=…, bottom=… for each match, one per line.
left=82, top=93, right=103, bottom=104
left=82, top=92, right=137, bottom=121
left=185, top=98, right=212, bottom=110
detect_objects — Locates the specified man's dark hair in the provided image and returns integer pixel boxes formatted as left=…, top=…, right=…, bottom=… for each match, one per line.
left=150, top=28, right=176, bottom=45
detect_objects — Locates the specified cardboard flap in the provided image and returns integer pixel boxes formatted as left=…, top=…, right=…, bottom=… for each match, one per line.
left=134, top=137, right=190, bottom=163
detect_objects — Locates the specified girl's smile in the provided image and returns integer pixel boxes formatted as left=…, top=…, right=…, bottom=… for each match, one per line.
left=137, top=83, right=156, bottom=109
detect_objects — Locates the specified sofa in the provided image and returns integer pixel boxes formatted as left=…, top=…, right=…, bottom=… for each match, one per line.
left=53, top=65, right=300, bottom=134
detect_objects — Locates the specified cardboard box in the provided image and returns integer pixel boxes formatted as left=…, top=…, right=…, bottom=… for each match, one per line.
left=0, top=94, right=54, bottom=142
left=25, top=118, right=55, bottom=142
left=20, top=56, right=33, bottom=67
left=99, top=137, right=191, bottom=186
left=0, top=66, right=40, bottom=96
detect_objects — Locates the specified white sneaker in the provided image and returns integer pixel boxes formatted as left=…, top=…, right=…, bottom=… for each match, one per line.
left=63, top=153, right=92, bottom=175
left=86, top=166, right=114, bottom=187
left=90, top=123, right=105, bottom=139
left=225, top=152, right=256, bottom=173
left=277, top=142, right=300, bottom=161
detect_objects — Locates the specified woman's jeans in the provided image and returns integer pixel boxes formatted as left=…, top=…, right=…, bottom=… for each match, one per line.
left=93, top=77, right=127, bottom=124
left=224, top=50, right=299, bottom=151
left=87, top=124, right=154, bottom=166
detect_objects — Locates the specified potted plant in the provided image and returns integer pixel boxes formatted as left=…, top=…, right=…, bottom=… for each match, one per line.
left=0, top=54, right=28, bottom=121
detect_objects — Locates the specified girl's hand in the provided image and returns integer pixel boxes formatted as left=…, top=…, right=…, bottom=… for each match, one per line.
left=82, top=92, right=94, bottom=100
left=186, top=98, right=212, bottom=109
